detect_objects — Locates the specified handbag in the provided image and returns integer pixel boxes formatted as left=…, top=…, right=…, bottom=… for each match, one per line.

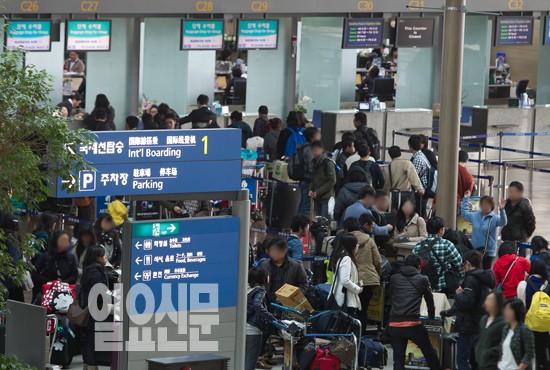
left=67, top=300, right=90, bottom=327
left=328, top=337, right=356, bottom=366
left=477, top=217, right=493, bottom=256
left=496, top=257, right=519, bottom=291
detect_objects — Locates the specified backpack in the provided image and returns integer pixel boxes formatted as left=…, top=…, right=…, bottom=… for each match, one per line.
left=525, top=279, right=550, bottom=332
left=287, top=143, right=311, bottom=182
left=327, top=159, right=345, bottom=195
left=358, top=127, right=381, bottom=160
left=414, top=238, right=440, bottom=288
left=348, top=161, right=374, bottom=186
left=417, top=154, right=438, bottom=197
left=283, top=127, right=306, bottom=157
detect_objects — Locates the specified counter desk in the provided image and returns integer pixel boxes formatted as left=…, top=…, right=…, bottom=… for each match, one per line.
left=320, top=109, right=433, bottom=159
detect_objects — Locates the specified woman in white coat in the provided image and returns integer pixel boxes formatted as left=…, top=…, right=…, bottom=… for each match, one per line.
left=329, top=233, right=363, bottom=317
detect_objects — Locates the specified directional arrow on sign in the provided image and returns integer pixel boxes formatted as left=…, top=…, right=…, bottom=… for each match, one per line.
left=64, top=144, right=76, bottom=155
left=134, top=272, right=142, bottom=281
left=168, top=224, right=176, bottom=233
left=61, top=174, right=77, bottom=189
left=135, top=241, right=142, bottom=250
left=135, top=257, right=142, bottom=265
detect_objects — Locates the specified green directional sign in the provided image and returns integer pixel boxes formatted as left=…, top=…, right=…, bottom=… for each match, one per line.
left=132, top=221, right=180, bottom=238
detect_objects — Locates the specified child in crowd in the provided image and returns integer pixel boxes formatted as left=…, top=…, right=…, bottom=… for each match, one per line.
left=107, top=196, right=128, bottom=227
left=493, top=241, right=530, bottom=299
left=246, top=267, right=278, bottom=370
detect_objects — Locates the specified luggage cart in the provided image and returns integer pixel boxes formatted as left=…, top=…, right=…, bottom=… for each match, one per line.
left=272, top=304, right=362, bottom=370
left=45, top=314, right=62, bottom=370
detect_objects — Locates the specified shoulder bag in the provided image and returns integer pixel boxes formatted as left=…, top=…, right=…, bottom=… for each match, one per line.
left=496, top=257, right=519, bottom=291
left=326, top=258, right=348, bottom=311
left=477, top=217, right=493, bottom=255
left=429, top=239, right=461, bottom=293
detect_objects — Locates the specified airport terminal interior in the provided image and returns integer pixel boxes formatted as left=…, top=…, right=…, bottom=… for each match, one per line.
left=1, top=0, right=550, bottom=369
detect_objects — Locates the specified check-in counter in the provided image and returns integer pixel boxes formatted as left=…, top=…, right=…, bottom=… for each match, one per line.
left=467, top=106, right=535, bottom=160
left=320, top=109, right=433, bottom=159
left=534, top=106, right=550, bottom=155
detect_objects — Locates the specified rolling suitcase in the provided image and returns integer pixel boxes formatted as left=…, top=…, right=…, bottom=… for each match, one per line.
left=50, top=315, right=75, bottom=367
left=358, top=336, right=387, bottom=369
left=310, top=347, right=341, bottom=370
left=265, top=184, right=301, bottom=230
left=441, top=333, right=458, bottom=370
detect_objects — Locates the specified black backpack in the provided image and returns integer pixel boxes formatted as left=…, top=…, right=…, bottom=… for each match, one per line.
left=288, top=143, right=311, bottom=182
left=414, top=238, right=440, bottom=287
left=358, top=127, right=381, bottom=160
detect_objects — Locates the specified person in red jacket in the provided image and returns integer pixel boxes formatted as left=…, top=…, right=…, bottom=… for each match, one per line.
left=493, top=241, right=530, bottom=299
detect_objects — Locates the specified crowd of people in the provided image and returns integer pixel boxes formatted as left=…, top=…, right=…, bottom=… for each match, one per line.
left=1, top=91, right=547, bottom=370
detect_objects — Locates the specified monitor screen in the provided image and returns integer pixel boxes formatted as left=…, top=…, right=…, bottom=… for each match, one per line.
left=396, top=18, right=434, bottom=48
left=237, top=19, right=279, bottom=50
left=6, top=20, right=51, bottom=52
left=544, top=16, right=550, bottom=45
left=495, top=17, right=533, bottom=46
left=66, top=20, right=111, bottom=51
left=342, top=19, right=384, bottom=49
left=181, top=20, right=224, bottom=50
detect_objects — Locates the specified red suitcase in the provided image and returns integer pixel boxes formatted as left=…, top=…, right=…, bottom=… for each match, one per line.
left=310, top=347, right=341, bottom=370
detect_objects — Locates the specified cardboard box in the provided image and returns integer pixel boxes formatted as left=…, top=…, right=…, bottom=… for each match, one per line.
left=275, top=284, right=313, bottom=314
left=273, top=160, right=297, bottom=184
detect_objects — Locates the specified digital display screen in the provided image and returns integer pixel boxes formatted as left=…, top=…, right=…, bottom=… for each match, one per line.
left=6, top=21, right=51, bottom=52
left=181, top=20, right=224, bottom=50
left=544, top=16, right=550, bottom=45
left=342, top=19, right=384, bottom=49
left=396, top=18, right=435, bottom=48
left=66, top=20, right=111, bottom=51
left=495, top=17, right=533, bottom=46
left=237, top=19, right=279, bottom=50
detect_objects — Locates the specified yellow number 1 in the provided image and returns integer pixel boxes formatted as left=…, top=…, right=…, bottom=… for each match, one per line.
left=202, top=136, right=208, bottom=155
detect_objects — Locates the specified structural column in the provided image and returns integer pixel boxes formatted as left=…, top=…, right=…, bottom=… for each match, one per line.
left=436, top=0, right=466, bottom=225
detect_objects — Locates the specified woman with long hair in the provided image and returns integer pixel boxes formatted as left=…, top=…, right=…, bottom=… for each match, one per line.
left=80, top=246, right=114, bottom=370
left=73, top=223, right=97, bottom=283
left=329, top=233, right=363, bottom=317
left=395, top=198, right=428, bottom=242
left=498, top=299, right=535, bottom=370
left=475, top=290, right=506, bottom=369
left=94, top=214, right=122, bottom=268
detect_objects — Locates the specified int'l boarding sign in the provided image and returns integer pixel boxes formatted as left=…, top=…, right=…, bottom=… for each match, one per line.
left=53, top=129, right=242, bottom=198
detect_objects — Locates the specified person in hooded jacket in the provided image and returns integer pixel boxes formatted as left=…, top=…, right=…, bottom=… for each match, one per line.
left=344, top=216, right=381, bottom=332
left=441, top=250, right=496, bottom=370
left=493, top=242, right=530, bottom=299
left=245, top=267, right=279, bottom=370
left=501, top=182, right=536, bottom=256
left=80, top=246, right=114, bottom=370
left=333, top=167, right=369, bottom=222
left=388, top=254, right=440, bottom=370
left=475, top=290, right=506, bottom=370
left=32, top=230, right=78, bottom=300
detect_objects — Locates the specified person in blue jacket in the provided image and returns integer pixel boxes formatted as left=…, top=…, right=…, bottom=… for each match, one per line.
left=461, top=191, right=507, bottom=270
left=287, top=214, right=310, bottom=261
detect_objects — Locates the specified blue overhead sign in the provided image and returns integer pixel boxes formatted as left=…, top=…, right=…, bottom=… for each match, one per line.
left=54, top=129, right=242, bottom=198
left=545, top=17, right=550, bottom=45
left=128, top=217, right=240, bottom=314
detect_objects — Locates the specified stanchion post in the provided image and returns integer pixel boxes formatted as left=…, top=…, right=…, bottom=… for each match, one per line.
left=477, top=144, right=482, bottom=195
left=497, top=131, right=504, bottom=201
left=382, top=110, right=388, bottom=162
left=502, top=164, right=508, bottom=200
left=392, top=130, right=396, bottom=147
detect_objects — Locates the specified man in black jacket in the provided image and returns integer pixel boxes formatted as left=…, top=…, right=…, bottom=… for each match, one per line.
left=501, top=181, right=536, bottom=257
left=179, top=94, right=219, bottom=129
left=352, top=112, right=380, bottom=160
left=441, top=250, right=495, bottom=370
left=259, top=237, right=308, bottom=305
left=388, top=254, right=440, bottom=370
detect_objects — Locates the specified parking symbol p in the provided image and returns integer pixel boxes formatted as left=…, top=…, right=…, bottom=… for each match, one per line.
left=79, top=171, right=96, bottom=192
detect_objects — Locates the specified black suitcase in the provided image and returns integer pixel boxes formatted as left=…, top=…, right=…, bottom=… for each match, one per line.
left=441, top=332, right=458, bottom=370
left=50, top=315, right=75, bottom=367
left=265, top=184, right=301, bottom=230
